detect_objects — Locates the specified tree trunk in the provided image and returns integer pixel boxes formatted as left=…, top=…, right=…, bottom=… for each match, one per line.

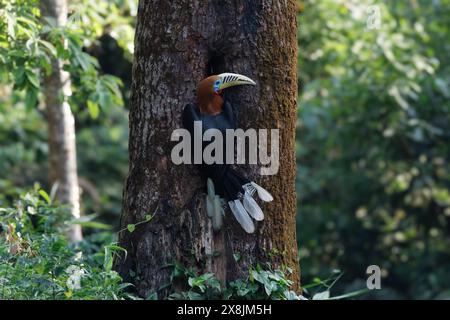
left=115, top=0, right=299, bottom=298
left=40, top=0, right=82, bottom=243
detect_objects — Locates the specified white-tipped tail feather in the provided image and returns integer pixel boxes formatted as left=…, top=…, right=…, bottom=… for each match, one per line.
left=206, top=178, right=215, bottom=218
left=212, top=195, right=224, bottom=231
left=243, top=191, right=264, bottom=221
left=244, top=182, right=274, bottom=202
left=205, top=179, right=273, bottom=234
left=206, top=195, right=214, bottom=218
left=206, top=178, right=225, bottom=231
left=251, top=182, right=273, bottom=202
left=229, top=200, right=255, bottom=233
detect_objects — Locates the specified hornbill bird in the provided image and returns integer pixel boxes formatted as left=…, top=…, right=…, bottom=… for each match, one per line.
left=182, top=73, right=273, bottom=233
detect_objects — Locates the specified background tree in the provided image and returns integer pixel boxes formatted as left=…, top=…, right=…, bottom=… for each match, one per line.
left=40, top=0, right=82, bottom=242
left=115, top=0, right=300, bottom=298
left=0, top=0, right=126, bottom=240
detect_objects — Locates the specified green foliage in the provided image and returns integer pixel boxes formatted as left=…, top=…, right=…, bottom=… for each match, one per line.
left=0, top=0, right=132, bottom=225
left=0, top=0, right=124, bottom=115
left=166, top=263, right=366, bottom=300
left=298, top=0, right=450, bottom=299
left=0, top=189, right=133, bottom=299
left=121, top=212, right=154, bottom=234
left=0, top=187, right=364, bottom=300
left=167, top=263, right=304, bottom=300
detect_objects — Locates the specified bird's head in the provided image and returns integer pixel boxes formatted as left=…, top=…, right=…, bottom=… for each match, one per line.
left=197, top=73, right=256, bottom=115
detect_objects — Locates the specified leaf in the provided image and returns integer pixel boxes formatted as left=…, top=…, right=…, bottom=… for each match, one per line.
left=38, top=39, right=57, bottom=56
left=263, top=280, right=278, bottom=296
left=145, top=214, right=153, bottom=222
left=187, top=273, right=214, bottom=292
left=103, top=75, right=123, bottom=96
left=38, top=190, right=51, bottom=204
left=199, top=273, right=214, bottom=281
left=73, top=50, right=90, bottom=71
left=39, top=55, right=52, bottom=75
left=327, top=289, right=369, bottom=300
left=146, top=292, right=158, bottom=300
left=6, top=11, right=16, bottom=39
left=284, top=290, right=301, bottom=300
left=70, top=214, right=98, bottom=223
left=70, top=214, right=110, bottom=229
left=16, top=16, right=38, bottom=30
left=98, top=89, right=111, bottom=109
left=76, top=221, right=111, bottom=230
left=312, top=290, right=330, bottom=300
left=26, top=70, right=40, bottom=89
left=25, top=89, right=38, bottom=111
left=188, top=277, right=196, bottom=288
left=127, top=224, right=136, bottom=233
left=187, top=291, right=203, bottom=300
left=103, top=244, right=127, bottom=272
left=12, top=68, right=25, bottom=87
left=87, top=100, right=100, bottom=119
left=107, top=244, right=128, bottom=260
left=103, top=246, right=113, bottom=272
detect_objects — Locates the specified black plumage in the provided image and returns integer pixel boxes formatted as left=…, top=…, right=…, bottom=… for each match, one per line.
left=183, top=100, right=250, bottom=202
left=181, top=73, right=273, bottom=233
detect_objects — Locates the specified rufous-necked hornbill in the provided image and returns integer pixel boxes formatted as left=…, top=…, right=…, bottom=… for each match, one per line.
left=182, top=73, right=273, bottom=233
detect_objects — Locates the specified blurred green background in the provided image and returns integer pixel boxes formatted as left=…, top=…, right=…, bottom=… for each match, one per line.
left=1, top=0, right=449, bottom=299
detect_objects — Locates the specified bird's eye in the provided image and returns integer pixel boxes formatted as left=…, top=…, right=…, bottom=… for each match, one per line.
left=213, top=80, right=221, bottom=92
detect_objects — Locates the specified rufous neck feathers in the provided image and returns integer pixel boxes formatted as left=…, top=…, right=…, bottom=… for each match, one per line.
left=200, top=94, right=223, bottom=115
left=197, top=76, right=223, bottom=115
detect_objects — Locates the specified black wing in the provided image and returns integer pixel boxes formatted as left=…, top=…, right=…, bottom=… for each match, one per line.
left=182, top=103, right=200, bottom=135
left=222, top=100, right=236, bottom=129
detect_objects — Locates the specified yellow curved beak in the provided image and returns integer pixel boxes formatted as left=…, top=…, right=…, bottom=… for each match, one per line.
left=218, top=73, right=256, bottom=90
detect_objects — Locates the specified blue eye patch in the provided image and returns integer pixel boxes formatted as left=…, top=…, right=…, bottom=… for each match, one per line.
left=213, top=80, right=221, bottom=92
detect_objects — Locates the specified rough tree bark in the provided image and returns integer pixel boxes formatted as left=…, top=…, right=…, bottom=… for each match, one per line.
left=115, top=0, right=299, bottom=298
left=40, top=0, right=82, bottom=242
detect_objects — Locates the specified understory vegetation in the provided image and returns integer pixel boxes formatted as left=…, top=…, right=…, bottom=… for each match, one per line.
left=1, top=189, right=345, bottom=300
